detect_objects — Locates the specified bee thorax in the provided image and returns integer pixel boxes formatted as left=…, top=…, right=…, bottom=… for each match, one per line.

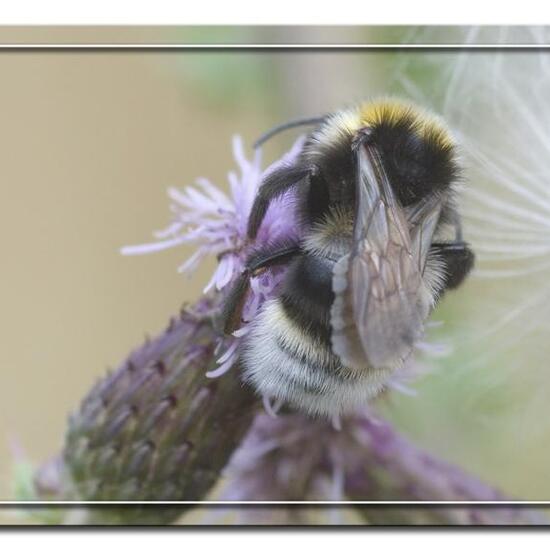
left=302, top=206, right=354, bottom=258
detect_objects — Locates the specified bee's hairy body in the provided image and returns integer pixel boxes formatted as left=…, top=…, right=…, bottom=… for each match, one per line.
left=242, top=216, right=394, bottom=417
left=227, top=99, right=475, bottom=418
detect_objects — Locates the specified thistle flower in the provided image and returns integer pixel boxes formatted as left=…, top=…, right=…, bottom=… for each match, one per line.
left=30, top=297, right=257, bottom=525
left=122, top=135, right=303, bottom=379
left=121, top=136, right=301, bottom=292
left=213, top=411, right=545, bottom=525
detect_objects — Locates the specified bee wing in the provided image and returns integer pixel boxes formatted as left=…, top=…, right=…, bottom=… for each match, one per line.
left=331, top=143, right=442, bottom=369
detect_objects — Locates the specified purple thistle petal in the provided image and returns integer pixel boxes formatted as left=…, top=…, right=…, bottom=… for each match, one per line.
left=120, top=237, right=188, bottom=255
left=205, top=359, right=236, bottom=379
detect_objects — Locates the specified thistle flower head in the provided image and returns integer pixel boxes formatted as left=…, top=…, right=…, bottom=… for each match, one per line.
left=122, top=135, right=305, bottom=379
left=216, top=410, right=546, bottom=525
left=122, top=135, right=303, bottom=294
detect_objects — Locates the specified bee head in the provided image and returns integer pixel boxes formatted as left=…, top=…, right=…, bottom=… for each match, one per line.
left=309, top=98, right=460, bottom=207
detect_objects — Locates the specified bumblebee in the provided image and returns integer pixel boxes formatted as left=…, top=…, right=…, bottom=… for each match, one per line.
left=222, top=99, right=474, bottom=418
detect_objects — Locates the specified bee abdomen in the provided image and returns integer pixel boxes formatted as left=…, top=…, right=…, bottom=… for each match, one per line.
left=240, top=298, right=391, bottom=416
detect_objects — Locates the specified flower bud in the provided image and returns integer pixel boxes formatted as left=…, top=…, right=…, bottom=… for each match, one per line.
left=36, top=297, right=257, bottom=524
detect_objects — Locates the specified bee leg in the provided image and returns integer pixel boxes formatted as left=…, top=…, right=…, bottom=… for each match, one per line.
left=246, top=240, right=302, bottom=272
left=431, top=241, right=475, bottom=297
left=220, top=241, right=303, bottom=335
left=220, top=272, right=252, bottom=335
left=247, top=166, right=311, bottom=239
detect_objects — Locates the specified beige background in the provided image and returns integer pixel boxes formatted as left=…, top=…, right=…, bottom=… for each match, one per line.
left=0, top=51, right=272, bottom=501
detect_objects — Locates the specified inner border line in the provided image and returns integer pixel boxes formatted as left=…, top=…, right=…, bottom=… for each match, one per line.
left=2, top=37, right=546, bottom=508
left=0, top=43, right=548, bottom=50
left=2, top=501, right=549, bottom=506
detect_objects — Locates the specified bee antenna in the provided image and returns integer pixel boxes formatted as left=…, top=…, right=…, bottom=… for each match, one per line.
left=254, top=116, right=326, bottom=149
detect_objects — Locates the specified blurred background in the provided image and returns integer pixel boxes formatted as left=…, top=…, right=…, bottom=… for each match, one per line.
left=1, top=26, right=550, bottom=516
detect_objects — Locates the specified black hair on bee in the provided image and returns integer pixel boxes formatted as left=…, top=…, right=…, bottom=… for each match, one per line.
left=221, top=98, right=475, bottom=419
